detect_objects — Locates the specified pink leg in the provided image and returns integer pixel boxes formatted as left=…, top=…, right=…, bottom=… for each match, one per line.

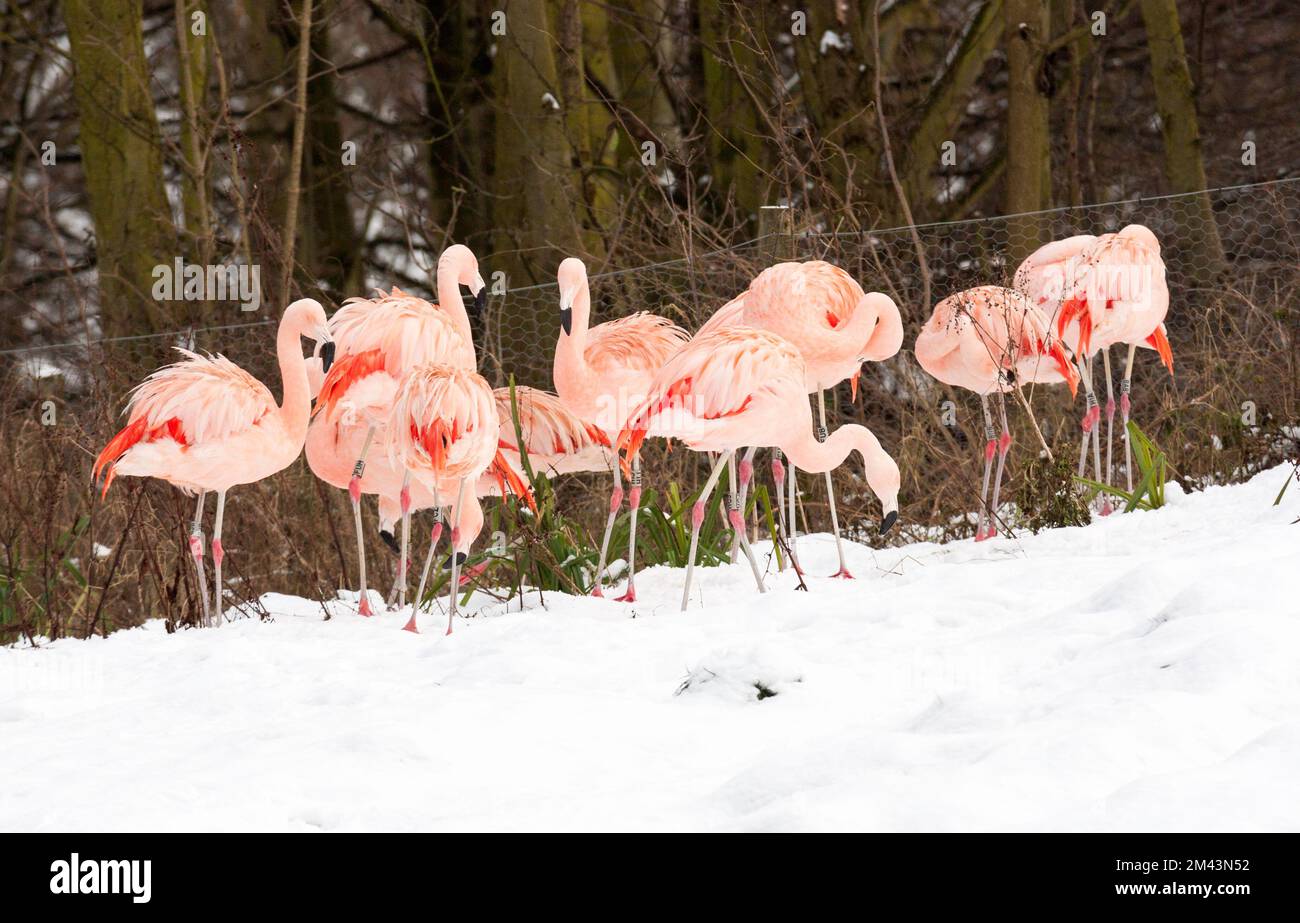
left=188, top=490, right=212, bottom=627
left=975, top=395, right=996, bottom=542
left=986, top=394, right=1011, bottom=540
left=211, top=490, right=227, bottom=624
left=681, top=452, right=731, bottom=611
left=615, top=457, right=642, bottom=603
left=592, top=464, right=623, bottom=597
left=351, top=426, right=377, bottom=617
left=405, top=512, right=444, bottom=634
left=770, top=450, right=789, bottom=572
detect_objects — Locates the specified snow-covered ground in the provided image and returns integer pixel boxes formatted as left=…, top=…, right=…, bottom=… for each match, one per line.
left=4, top=465, right=1299, bottom=832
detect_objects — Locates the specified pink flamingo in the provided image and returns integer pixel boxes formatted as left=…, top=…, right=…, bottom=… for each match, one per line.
left=696, top=261, right=902, bottom=577
left=94, top=299, right=334, bottom=625
left=307, top=246, right=484, bottom=616
left=914, top=285, right=1079, bottom=540
left=554, top=257, right=690, bottom=602
left=617, top=326, right=900, bottom=610
left=1015, top=225, right=1172, bottom=497
left=387, top=363, right=500, bottom=634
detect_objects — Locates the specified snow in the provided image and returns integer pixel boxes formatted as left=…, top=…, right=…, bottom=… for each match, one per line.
left=3, top=465, right=1299, bottom=832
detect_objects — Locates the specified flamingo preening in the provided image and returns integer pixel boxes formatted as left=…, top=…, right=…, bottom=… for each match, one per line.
left=1015, top=225, right=1172, bottom=501
left=698, top=261, right=902, bottom=577
left=618, top=326, right=900, bottom=611
left=553, top=257, right=690, bottom=602
left=388, top=363, right=500, bottom=634
left=914, top=285, right=1079, bottom=540
left=93, top=299, right=334, bottom=625
left=306, top=245, right=484, bottom=616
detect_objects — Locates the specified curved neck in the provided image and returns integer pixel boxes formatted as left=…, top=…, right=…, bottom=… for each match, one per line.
left=436, top=254, right=473, bottom=348
left=783, top=423, right=862, bottom=474
left=556, top=281, right=592, bottom=377
left=276, top=320, right=311, bottom=444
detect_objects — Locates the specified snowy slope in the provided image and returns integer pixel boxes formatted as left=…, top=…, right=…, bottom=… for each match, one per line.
left=3, top=465, right=1299, bottom=832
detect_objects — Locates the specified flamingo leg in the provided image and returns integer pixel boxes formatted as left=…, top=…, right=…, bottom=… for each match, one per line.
left=592, top=461, right=623, bottom=597
left=987, top=393, right=1012, bottom=540
left=1122, top=342, right=1136, bottom=492
left=211, top=490, right=227, bottom=624
left=406, top=503, right=442, bottom=634
left=1101, top=347, right=1116, bottom=515
left=616, top=456, right=642, bottom=602
left=728, top=447, right=758, bottom=563
left=1087, top=357, right=1104, bottom=500
left=187, top=490, right=212, bottom=627
left=976, top=394, right=997, bottom=542
left=770, top=448, right=788, bottom=572
left=726, top=453, right=740, bottom=564
left=350, top=425, right=377, bottom=616
left=787, top=457, right=805, bottom=573
left=446, top=478, right=467, bottom=635
left=728, top=482, right=766, bottom=593
left=397, top=471, right=412, bottom=609
left=682, top=451, right=732, bottom=612
left=818, top=390, right=852, bottom=578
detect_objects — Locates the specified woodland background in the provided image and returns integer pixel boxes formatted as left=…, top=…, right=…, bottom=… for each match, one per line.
left=1, top=0, right=1297, bottom=640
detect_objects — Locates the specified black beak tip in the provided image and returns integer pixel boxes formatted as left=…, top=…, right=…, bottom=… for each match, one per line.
left=473, top=288, right=487, bottom=313
left=879, top=510, right=898, bottom=535
left=441, top=551, right=468, bottom=569
left=320, top=341, right=336, bottom=373
left=378, top=529, right=399, bottom=554
left=560, top=307, right=572, bottom=336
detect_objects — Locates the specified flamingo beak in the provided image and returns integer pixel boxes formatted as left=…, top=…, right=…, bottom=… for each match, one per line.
left=442, top=551, right=468, bottom=570
left=378, top=528, right=399, bottom=555
left=880, top=510, right=898, bottom=535
left=472, top=274, right=487, bottom=313
left=319, top=340, right=336, bottom=374
left=559, top=287, right=574, bottom=335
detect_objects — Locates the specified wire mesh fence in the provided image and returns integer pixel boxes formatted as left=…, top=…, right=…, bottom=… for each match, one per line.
left=3, top=179, right=1298, bottom=639
left=477, top=179, right=1300, bottom=391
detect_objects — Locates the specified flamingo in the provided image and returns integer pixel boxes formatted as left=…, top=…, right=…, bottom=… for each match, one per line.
left=1014, top=225, right=1171, bottom=499
left=617, top=326, right=900, bottom=611
left=914, top=286, right=1079, bottom=540
left=695, top=261, right=902, bottom=577
left=387, top=364, right=500, bottom=634
left=93, top=298, right=334, bottom=625
left=554, top=257, right=690, bottom=602
left=307, top=246, right=484, bottom=616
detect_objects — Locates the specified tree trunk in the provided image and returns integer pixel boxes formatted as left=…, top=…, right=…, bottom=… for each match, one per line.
left=491, top=0, right=580, bottom=285
left=698, top=0, right=768, bottom=227
left=64, top=0, right=176, bottom=339
left=1004, top=0, right=1053, bottom=263
left=1138, top=0, right=1225, bottom=276
left=902, top=0, right=1004, bottom=217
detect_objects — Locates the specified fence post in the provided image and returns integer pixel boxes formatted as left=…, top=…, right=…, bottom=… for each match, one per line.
left=758, top=205, right=795, bottom=262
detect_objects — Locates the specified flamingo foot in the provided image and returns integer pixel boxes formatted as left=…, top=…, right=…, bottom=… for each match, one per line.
left=590, top=585, right=604, bottom=598
left=615, top=584, right=637, bottom=603
left=830, top=567, right=854, bottom=579
left=1100, top=500, right=1114, bottom=516
left=402, top=614, right=419, bottom=633
left=974, top=528, right=992, bottom=543
left=358, top=595, right=375, bottom=617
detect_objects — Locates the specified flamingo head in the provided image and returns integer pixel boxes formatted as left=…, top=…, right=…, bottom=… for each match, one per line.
left=557, top=257, right=587, bottom=336
left=441, top=244, right=487, bottom=314
left=288, top=298, right=335, bottom=372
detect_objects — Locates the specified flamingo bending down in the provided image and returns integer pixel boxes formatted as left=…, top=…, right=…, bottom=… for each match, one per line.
left=308, top=246, right=483, bottom=615
left=554, top=258, right=690, bottom=602
left=618, top=326, right=900, bottom=611
left=914, top=286, right=1079, bottom=540
left=1015, top=225, right=1172, bottom=499
left=696, top=261, right=902, bottom=577
left=388, top=364, right=500, bottom=634
left=94, top=299, right=334, bottom=625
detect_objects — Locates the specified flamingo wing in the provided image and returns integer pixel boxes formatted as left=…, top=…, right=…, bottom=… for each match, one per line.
left=331, top=289, right=473, bottom=374
left=584, top=312, right=689, bottom=374
left=93, top=349, right=275, bottom=489
left=494, top=386, right=610, bottom=456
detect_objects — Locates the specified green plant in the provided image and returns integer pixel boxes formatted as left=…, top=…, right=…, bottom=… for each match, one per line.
left=1014, top=453, right=1091, bottom=534
left=1076, top=421, right=1170, bottom=511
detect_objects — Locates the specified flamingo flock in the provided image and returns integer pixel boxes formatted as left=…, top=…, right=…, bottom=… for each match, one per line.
left=93, top=223, right=1173, bottom=629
